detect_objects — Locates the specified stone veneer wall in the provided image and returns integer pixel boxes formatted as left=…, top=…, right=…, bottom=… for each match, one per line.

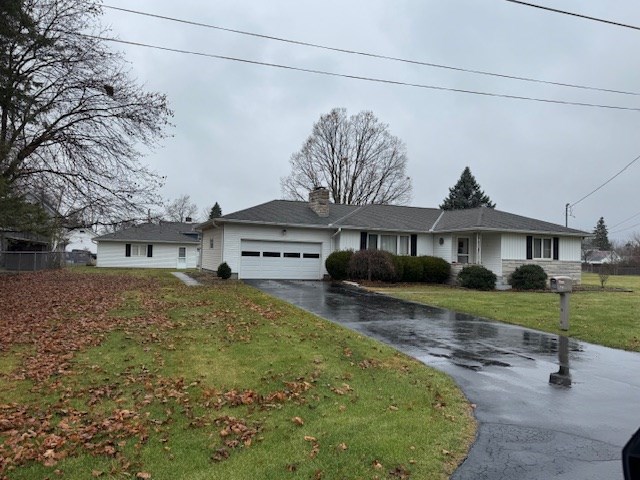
left=447, top=260, right=582, bottom=286
left=501, top=260, right=582, bottom=285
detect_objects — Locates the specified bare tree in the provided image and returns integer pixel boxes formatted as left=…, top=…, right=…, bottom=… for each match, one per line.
left=165, top=195, right=198, bottom=222
left=0, top=0, right=172, bottom=228
left=281, top=108, right=412, bottom=205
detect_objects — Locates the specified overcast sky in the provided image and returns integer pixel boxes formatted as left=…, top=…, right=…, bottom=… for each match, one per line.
left=100, top=0, right=640, bottom=241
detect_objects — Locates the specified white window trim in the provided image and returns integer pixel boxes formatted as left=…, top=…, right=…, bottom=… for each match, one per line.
left=533, top=236, right=553, bottom=260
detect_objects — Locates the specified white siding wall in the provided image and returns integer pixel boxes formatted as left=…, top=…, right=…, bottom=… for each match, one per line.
left=481, top=233, right=502, bottom=276
left=222, top=224, right=334, bottom=277
left=559, top=237, right=581, bottom=261
left=501, top=233, right=527, bottom=260
left=417, top=234, right=433, bottom=256
left=97, top=242, right=198, bottom=268
left=433, top=235, right=452, bottom=262
left=338, top=230, right=361, bottom=251
left=201, top=227, right=223, bottom=271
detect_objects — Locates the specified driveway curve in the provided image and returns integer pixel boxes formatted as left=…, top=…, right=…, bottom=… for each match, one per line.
left=247, top=280, right=640, bottom=480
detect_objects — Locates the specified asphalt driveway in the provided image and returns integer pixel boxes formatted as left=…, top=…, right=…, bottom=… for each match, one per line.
left=247, top=279, right=640, bottom=480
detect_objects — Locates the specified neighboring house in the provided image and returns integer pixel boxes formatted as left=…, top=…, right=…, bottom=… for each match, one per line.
left=95, top=221, right=200, bottom=269
left=198, top=188, right=587, bottom=284
left=64, top=228, right=98, bottom=254
left=583, top=250, right=621, bottom=265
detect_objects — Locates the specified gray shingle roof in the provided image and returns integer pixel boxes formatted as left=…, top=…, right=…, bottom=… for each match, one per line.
left=209, top=201, right=586, bottom=236
left=95, top=222, right=200, bottom=243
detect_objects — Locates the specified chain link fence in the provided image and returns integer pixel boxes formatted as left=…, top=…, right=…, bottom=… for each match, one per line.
left=0, top=251, right=65, bottom=271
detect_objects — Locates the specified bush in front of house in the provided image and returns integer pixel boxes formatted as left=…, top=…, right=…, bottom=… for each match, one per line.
left=217, top=261, right=232, bottom=280
left=420, top=256, right=451, bottom=284
left=348, top=250, right=396, bottom=282
left=458, top=265, right=496, bottom=290
left=509, top=264, right=548, bottom=290
left=396, top=256, right=423, bottom=282
left=325, top=250, right=354, bottom=280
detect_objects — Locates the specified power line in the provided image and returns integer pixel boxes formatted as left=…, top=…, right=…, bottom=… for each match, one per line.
left=569, top=153, right=640, bottom=208
left=610, top=210, right=640, bottom=230
left=102, top=4, right=640, bottom=97
left=83, top=34, right=640, bottom=112
left=611, top=220, right=640, bottom=235
left=503, top=0, right=640, bottom=31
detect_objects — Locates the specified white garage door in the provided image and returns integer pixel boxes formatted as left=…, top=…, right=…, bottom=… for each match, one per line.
left=240, top=240, right=322, bottom=280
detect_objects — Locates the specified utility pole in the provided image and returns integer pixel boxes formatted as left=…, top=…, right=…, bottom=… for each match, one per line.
left=565, top=203, right=570, bottom=227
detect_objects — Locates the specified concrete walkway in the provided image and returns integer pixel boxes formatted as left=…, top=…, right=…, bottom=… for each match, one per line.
left=171, top=271, right=201, bottom=286
left=247, top=279, right=640, bottom=480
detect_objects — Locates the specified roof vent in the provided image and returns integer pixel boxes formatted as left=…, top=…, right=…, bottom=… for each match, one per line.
left=185, top=216, right=192, bottom=223
left=309, top=187, right=330, bottom=217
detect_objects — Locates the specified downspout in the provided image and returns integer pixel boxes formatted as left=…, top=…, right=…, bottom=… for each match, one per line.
left=331, top=227, right=342, bottom=252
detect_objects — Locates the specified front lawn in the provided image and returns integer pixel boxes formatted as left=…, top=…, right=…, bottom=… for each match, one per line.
left=0, top=269, right=475, bottom=479
left=373, top=273, right=640, bottom=351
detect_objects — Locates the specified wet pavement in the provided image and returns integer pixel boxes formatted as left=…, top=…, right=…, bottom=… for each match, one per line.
left=247, top=279, right=640, bottom=480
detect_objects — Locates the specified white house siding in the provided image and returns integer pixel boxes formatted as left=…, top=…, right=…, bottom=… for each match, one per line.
left=97, top=242, right=198, bottom=269
left=201, top=227, right=223, bottom=271
left=337, top=230, right=361, bottom=251
left=433, top=235, right=452, bottom=262
left=417, top=235, right=434, bottom=256
left=221, top=224, right=334, bottom=279
left=500, top=233, right=582, bottom=284
left=481, top=233, right=502, bottom=277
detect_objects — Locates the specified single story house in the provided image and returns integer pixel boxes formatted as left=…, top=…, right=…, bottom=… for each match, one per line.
left=95, top=221, right=200, bottom=269
left=583, top=249, right=621, bottom=265
left=198, top=188, right=587, bottom=283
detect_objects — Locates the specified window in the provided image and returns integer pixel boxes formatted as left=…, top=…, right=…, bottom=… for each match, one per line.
left=399, top=236, right=409, bottom=256
left=533, top=237, right=553, bottom=259
left=263, top=252, right=281, bottom=257
left=457, top=238, right=469, bottom=263
left=126, top=244, right=147, bottom=257
left=241, top=251, right=260, bottom=257
left=367, top=234, right=378, bottom=250
left=303, top=253, right=320, bottom=259
left=209, top=237, right=214, bottom=249
left=380, top=235, right=397, bottom=254
left=178, top=247, right=186, bottom=259
left=284, top=252, right=300, bottom=258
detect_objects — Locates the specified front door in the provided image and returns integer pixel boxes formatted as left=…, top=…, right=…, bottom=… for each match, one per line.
left=457, top=238, right=469, bottom=263
left=177, top=247, right=187, bottom=269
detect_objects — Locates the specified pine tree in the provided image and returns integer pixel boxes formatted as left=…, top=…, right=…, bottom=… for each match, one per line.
left=440, top=167, right=495, bottom=210
left=209, top=202, right=222, bottom=219
left=592, top=217, right=611, bottom=251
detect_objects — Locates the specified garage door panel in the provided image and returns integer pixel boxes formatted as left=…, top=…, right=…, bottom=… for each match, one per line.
left=240, top=240, right=322, bottom=280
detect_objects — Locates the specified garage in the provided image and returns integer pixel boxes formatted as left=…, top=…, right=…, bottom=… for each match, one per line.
left=239, top=240, right=322, bottom=279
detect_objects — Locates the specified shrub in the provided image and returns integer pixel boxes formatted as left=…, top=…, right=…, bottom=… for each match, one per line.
left=420, top=256, right=451, bottom=284
left=325, top=250, right=354, bottom=281
left=509, top=264, right=547, bottom=290
left=398, top=256, right=423, bottom=282
left=391, top=255, right=405, bottom=282
left=458, top=265, right=496, bottom=290
left=217, top=261, right=232, bottom=280
left=348, top=250, right=396, bottom=282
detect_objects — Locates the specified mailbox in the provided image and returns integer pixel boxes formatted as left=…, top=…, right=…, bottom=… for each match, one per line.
left=550, top=276, right=572, bottom=293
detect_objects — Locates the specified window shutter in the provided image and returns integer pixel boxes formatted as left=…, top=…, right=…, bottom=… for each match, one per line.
left=125, top=243, right=131, bottom=257
left=147, top=244, right=153, bottom=257
left=526, top=236, right=533, bottom=260
left=553, top=237, right=559, bottom=260
left=410, top=235, right=418, bottom=256
left=360, top=232, right=367, bottom=250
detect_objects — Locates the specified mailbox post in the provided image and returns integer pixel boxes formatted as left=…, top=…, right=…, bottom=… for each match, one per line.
left=550, top=276, right=572, bottom=331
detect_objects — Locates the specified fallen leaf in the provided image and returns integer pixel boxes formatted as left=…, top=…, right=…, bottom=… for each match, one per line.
left=292, top=416, right=304, bottom=426
left=136, top=473, right=152, bottom=479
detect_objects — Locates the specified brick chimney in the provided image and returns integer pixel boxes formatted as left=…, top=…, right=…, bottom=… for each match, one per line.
left=309, top=186, right=330, bottom=217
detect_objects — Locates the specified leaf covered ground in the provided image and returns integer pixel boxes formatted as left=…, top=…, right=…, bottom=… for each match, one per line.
left=0, top=269, right=475, bottom=479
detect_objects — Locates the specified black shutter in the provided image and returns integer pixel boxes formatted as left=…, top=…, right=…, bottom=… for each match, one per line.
left=526, top=236, right=533, bottom=260
left=360, top=232, right=367, bottom=250
left=410, top=234, right=418, bottom=256
left=125, top=243, right=131, bottom=257
left=553, top=237, right=559, bottom=260
left=147, top=244, right=153, bottom=257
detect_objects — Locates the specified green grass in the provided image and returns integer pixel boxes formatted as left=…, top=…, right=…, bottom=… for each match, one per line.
left=374, top=273, right=640, bottom=351
left=1, top=270, right=475, bottom=480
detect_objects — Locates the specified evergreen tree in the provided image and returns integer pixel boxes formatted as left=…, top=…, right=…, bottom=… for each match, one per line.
left=440, top=167, right=495, bottom=210
left=209, top=202, right=222, bottom=219
left=592, top=217, right=611, bottom=250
